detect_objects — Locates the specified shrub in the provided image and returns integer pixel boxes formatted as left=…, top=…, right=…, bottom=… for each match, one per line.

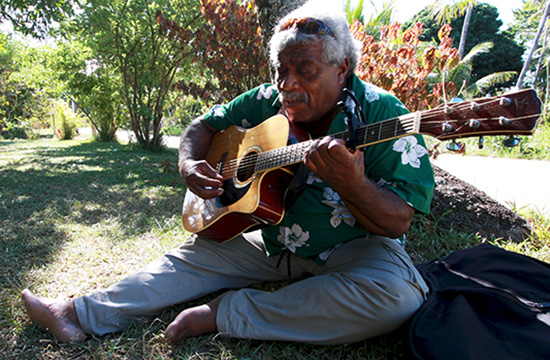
left=54, top=100, right=82, bottom=140
left=0, top=121, right=29, bottom=139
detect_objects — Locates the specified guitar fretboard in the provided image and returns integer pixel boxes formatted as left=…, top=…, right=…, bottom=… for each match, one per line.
left=254, top=113, right=419, bottom=172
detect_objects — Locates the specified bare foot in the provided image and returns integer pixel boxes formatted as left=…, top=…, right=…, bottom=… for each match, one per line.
left=165, top=293, right=227, bottom=344
left=21, top=289, right=86, bottom=343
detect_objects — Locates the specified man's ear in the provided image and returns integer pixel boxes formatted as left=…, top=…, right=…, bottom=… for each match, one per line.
left=337, top=58, right=351, bottom=85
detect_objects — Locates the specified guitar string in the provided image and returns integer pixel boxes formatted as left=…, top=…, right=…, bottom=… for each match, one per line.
left=216, top=96, right=535, bottom=176
left=231, top=95, right=513, bottom=170
left=218, top=112, right=536, bottom=177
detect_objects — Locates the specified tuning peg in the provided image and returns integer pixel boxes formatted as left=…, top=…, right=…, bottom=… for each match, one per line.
left=446, top=140, right=465, bottom=153
left=469, top=119, right=481, bottom=129
left=503, top=135, right=520, bottom=148
left=499, top=97, right=512, bottom=107
left=478, top=136, right=484, bottom=149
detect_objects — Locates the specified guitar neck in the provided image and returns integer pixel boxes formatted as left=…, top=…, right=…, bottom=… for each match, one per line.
left=255, top=113, right=418, bottom=172
left=254, top=89, right=542, bottom=173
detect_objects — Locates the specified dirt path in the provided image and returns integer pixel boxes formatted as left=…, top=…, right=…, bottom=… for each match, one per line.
left=433, top=154, right=550, bottom=215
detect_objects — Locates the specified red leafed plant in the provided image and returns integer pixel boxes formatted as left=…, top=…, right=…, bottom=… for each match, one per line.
left=351, top=21, right=460, bottom=111
left=158, top=0, right=269, bottom=103
left=159, top=2, right=460, bottom=111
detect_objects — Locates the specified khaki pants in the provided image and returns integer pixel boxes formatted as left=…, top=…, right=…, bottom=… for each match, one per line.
left=74, top=232, right=428, bottom=345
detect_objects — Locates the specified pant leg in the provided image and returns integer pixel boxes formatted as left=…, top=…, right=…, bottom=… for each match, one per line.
left=216, top=235, right=429, bottom=345
left=74, top=233, right=291, bottom=336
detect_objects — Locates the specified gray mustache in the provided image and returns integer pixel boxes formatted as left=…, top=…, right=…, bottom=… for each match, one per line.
left=279, top=91, right=309, bottom=105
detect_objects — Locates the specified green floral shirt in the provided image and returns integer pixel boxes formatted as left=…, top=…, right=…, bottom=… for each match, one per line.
left=202, top=75, right=434, bottom=264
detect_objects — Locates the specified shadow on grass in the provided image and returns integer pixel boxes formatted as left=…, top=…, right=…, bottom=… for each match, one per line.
left=0, top=139, right=184, bottom=293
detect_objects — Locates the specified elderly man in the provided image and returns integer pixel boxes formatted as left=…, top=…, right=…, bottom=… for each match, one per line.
left=22, top=1, right=433, bottom=345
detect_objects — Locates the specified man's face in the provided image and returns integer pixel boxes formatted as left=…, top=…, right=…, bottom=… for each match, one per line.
left=275, top=42, right=349, bottom=124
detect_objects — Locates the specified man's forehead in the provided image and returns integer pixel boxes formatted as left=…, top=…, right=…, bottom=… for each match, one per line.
left=277, top=43, right=324, bottom=62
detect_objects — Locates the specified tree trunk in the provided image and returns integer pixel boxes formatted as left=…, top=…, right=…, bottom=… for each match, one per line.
left=255, top=0, right=307, bottom=54
left=457, top=3, right=473, bottom=58
left=533, top=10, right=549, bottom=87
left=516, top=0, right=550, bottom=89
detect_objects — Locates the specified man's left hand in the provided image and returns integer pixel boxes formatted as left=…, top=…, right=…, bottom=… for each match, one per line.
left=303, top=136, right=365, bottom=191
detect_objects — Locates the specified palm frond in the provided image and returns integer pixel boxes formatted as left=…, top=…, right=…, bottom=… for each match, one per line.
left=461, top=41, right=492, bottom=63
left=345, top=0, right=365, bottom=24
left=430, top=0, right=479, bottom=24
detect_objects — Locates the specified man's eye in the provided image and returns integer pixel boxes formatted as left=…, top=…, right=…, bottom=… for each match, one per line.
left=299, top=64, right=317, bottom=77
left=276, top=68, right=287, bottom=80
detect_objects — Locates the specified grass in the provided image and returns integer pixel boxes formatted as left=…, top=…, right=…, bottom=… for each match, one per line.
left=1, top=134, right=548, bottom=359
left=452, top=118, right=550, bottom=160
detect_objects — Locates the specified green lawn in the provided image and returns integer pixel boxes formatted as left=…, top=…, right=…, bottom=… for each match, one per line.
left=1, top=136, right=548, bottom=359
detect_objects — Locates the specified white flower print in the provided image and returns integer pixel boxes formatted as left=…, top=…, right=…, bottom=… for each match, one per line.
left=211, top=105, right=224, bottom=118
left=241, top=119, right=252, bottom=128
left=277, top=224, right=310, bottom=253
left=322, top=188, right=356, bottom=228
left=306, top=172, right=322, bottom=185
left=256, top=85, right=277, bottom=100
left=362, top=82, right=380, bottom=103
left=393, top=136, right=429, bottom=168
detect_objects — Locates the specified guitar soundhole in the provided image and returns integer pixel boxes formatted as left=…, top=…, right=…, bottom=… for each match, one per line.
left=236, top=151, right=258, bottom=184
left=214, top=149, right=259, bottom=208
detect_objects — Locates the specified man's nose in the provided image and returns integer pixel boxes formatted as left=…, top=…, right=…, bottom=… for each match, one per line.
left=279, top=70, right=300, bottom=91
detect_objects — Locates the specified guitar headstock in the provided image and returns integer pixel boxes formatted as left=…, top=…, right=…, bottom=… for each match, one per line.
left=418, top=89, right=542, bottom=141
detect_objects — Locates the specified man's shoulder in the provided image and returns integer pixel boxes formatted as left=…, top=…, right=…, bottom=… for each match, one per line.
left=352, top=76, right=400, bottom=103
left=351, top=75, right=408, bottom=116
left=240, top=83, right=279, bottom=102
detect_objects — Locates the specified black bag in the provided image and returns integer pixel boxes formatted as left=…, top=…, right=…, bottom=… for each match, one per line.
left=408, top=243, right=550, bottom=360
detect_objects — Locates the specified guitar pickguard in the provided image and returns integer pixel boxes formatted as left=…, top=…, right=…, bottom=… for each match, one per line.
left=216, top=179, right=251, bottom=207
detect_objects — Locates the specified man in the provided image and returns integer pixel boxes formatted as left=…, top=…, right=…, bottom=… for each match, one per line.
left=22, top=1, right=434, bottom=345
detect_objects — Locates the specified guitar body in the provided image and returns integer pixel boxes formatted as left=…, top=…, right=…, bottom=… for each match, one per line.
left=182, top=115, right=295, bottom=242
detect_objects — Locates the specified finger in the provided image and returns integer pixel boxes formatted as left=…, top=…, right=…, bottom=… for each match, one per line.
left=191, top=172, right=223, bottom=190
left=197, top=162, right=223, bottom=181
left=190, top=186, right=224, bottom=199
left=326, top=139, right=352, bottom=160
left=188, top=175, right=224, bottom=198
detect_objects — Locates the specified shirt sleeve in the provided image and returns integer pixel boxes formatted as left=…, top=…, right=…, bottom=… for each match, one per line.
left=359, top=82, right=435, bottom=214
left=201, top=84, right=280, bottom=131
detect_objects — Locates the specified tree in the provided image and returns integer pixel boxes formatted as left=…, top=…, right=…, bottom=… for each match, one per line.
left=255, top=0, right=306, bottom=53
left=68, top=0, right=201, bottom=150
left=344, top=0, right=366, bottom=25
left=429, top=42, right=516, bottom=98
left=163, top=0, right=276, bottom=103
left=54, top=41, right=123, bottom=142
left=0, top=0, right=74, bottom=38
left=359, top=0, right=397, bottom=39
left=515, top=0, right=550, bottom=89
left=508, top=0, right=549, bottom=109
left=0, top=37, right=59, bottom=138
left=430, top=0, right=478, bottom=58
left=411, top=3, right=524, bottom=89
left=195, top=0, right=270, bottom=100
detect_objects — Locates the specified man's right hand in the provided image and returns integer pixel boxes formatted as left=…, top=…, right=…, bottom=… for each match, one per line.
left=178, top=118, right=223, bottom=200
left=181, top=159, right=224, bottom=199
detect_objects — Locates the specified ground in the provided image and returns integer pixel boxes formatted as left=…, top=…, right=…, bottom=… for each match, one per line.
left=430, top=165, right=531, bottom=242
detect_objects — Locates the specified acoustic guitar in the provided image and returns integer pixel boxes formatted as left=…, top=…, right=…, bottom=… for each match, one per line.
left=182, top=89, right=542, bottom=242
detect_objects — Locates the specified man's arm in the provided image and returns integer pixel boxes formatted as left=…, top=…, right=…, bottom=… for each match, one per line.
left=179, top=118, right=224, bottom=199
left=304, top=136, right=414, bottom=238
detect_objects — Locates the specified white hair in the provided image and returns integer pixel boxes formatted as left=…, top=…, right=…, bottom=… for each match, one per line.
left=269, top=0, right=361, bottom=76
